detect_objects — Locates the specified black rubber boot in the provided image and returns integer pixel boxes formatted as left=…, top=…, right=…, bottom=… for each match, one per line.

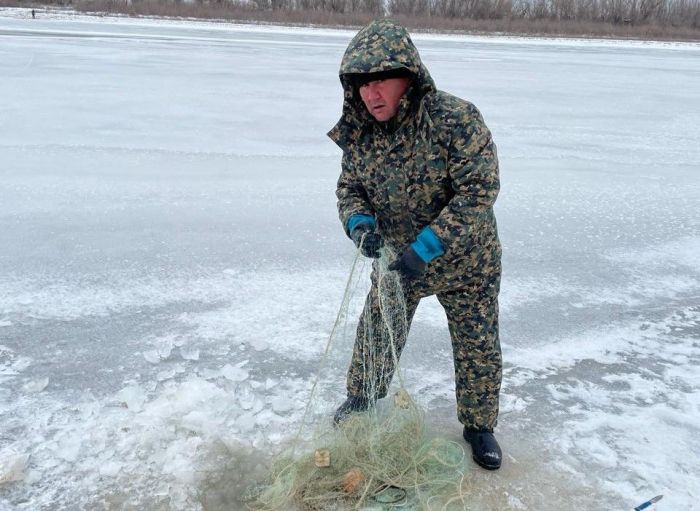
left=463, top=428, right=502, bottom=470
left=333, top=395, right=371, bottom=425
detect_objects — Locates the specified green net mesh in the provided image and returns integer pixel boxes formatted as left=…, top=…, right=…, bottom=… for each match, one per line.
left=245, top=247, right=471, bottom=510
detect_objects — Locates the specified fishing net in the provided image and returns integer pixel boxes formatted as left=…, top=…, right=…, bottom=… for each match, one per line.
left=246, top=245, right=471, bottom=511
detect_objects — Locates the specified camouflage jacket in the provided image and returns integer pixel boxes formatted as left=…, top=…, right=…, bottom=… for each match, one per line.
left=328, top=20, right=501, bottom=294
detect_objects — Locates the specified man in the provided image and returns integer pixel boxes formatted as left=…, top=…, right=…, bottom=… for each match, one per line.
left=327, top=19, right=503, bottom=470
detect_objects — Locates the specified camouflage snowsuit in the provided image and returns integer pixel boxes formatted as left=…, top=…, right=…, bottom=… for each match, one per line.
left=328, top=20, right=502, bottom=430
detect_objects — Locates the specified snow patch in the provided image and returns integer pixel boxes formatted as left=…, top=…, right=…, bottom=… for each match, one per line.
left=606, top=235, right=700, bottom=271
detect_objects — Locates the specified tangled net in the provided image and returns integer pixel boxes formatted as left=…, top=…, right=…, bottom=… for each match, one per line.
left=246, top=247, right=472, bottom=510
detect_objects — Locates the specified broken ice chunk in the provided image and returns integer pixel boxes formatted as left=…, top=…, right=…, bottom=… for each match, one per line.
left=55, top=436, right=81, bottom=462
left=250, top=339, right=269, bottom=351
left=237, top=384, right=255, bottom=410
left=270, top=396, right=294, bottom=414
left=143, top=336, right=175, bottom=364
left=116, top=384, right=146, bottom=412
left=156, top=338, right=174, bottom=359
left=98, top=461, right=123, bottom=477
left=22, top=377, right=49, bottom=393
left=143, top=350, right=161, bottom=364
left=0, top=452, right=29, bottom=484
left=220, top=361, right=249, bottom=382
left=180, top=346, right=200, bottom=361
left=157, top=369, right=176, bottom=382
left=235, top=412, right=257, bottom=433
left=200, top=367, right=220, bottom=380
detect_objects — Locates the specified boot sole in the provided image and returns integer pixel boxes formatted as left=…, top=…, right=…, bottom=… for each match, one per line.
left=472, top=454, right=501, bottom=470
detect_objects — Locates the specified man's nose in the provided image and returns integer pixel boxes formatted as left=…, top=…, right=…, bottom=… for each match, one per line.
left=365, top=83, right=382, bottom=99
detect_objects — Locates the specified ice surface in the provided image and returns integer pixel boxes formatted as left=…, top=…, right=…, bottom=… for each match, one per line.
left=1, top=7, right=699, bottom=511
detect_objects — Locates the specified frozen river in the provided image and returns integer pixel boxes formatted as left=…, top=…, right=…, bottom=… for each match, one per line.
left=1, top=9, right=699, bottom=510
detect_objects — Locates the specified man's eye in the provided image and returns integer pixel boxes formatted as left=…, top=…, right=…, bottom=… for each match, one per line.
left=360, top=79, right=384, bottom=89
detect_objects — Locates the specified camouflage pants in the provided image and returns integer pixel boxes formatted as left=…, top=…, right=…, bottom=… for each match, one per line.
left=346, top=271, right=502, bottom=431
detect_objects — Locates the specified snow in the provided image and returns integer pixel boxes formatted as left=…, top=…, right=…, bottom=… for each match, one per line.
left=1, top=7, right=699, bottom=511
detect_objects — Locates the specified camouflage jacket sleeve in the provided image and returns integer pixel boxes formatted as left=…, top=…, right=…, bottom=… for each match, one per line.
left=428, top=110, right=499, bottom=252
left=336, top=152, right=375, bottom=234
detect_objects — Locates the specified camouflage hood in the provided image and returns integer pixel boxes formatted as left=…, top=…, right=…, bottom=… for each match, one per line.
left=328, top=19, right=436, bottom=149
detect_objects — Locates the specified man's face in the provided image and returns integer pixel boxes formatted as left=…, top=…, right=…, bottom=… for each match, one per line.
left=358, top=77, right=411, bottom=122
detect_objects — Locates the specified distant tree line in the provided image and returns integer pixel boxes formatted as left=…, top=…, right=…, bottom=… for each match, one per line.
left=15, top=0, right=700, bottom=32
left=252, top=0, right=700, bottom=27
